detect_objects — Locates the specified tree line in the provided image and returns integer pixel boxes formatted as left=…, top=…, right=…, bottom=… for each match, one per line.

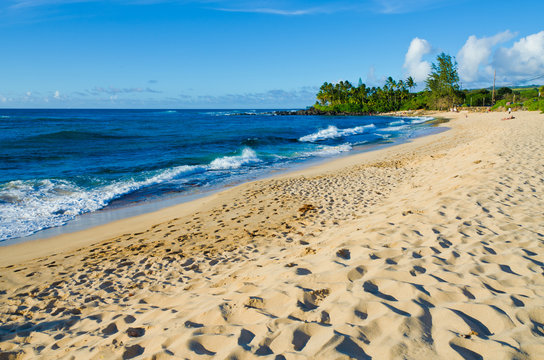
left=315, top=76, right=415, bottom=113
left=312, top=53, right=544, bottom=114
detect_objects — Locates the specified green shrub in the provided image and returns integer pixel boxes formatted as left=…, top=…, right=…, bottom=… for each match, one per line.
left=523, top=98, right=544, bottom=112
left=491, top=99, right=507, bottom=110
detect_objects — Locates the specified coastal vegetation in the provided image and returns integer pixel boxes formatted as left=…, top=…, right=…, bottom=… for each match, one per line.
left=311, top=53, right=544, bottom=114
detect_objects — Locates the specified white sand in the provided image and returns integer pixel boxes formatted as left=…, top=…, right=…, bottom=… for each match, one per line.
left=1, top=110, right=543, bottom=359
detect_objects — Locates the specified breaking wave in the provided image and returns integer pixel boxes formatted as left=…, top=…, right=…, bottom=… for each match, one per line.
left=299, top=124, right=375, bottom=142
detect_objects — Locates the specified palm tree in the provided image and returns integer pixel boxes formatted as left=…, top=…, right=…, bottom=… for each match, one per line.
left=406, top=76, right=415, bottom=93
left=385, top=77, right=398, bottom=108
left=398, top=80, right=407, bottom=104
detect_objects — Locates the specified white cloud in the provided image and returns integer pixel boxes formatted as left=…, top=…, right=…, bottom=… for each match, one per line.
left=373, top=0, right=451, bottom=14
left=4, top=0, right=452, bottom=17
left=10, top=0, right=95, bottom=9
left=53, top=90, right=61, bottom=99
left=403, top=37, right=432, bottom=83
left=402, top=30, right=543, bottom=88
left=493, top=30, right=544, bottom=82
left=214, top=7, right=325, bottom=16
left=175, top=87, right=318, bottom=107
left=8, top=0, right=335, bottom=16
left=86, top=86, right=161, bottom=95
left=457, top=31, right=513, bottom=83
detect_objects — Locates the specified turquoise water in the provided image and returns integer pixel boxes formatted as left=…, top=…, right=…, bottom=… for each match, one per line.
left=0, top=109, right=436, bottom=242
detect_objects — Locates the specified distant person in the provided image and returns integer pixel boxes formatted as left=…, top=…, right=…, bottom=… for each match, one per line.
left=508, top=107, right=512, bottom=114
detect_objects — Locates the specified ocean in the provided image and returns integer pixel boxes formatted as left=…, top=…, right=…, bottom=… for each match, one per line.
left=0, top=109, right=439, bottom=243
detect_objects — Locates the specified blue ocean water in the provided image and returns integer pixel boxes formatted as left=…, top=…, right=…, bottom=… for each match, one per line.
left=0, top=109, right=436, bottom=242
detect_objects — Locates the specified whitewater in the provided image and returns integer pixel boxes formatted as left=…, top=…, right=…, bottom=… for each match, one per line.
left=0, top=109, right=437, bottom=242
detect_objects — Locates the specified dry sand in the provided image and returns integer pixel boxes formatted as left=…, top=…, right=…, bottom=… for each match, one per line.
left=1, top=110, right=543, bottom=359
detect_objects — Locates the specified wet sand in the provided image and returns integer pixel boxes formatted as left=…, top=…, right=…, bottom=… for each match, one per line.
left=1, top=110, right=543, bottom=359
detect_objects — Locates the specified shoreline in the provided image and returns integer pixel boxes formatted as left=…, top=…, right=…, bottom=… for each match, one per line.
left=1, top=110, right=543, bottom=359
left=0, top=117, right=447, bottom=267
left=0, top=115, right=445, bottom=253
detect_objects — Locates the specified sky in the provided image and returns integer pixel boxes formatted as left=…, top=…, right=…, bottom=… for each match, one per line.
left=0, top=0, right=543, bottom=108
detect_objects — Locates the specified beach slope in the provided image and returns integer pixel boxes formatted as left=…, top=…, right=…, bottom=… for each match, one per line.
left=1, top=111, right=543, bottom=359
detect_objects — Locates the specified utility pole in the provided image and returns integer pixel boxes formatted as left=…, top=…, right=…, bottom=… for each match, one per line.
left=491, top=69, right=496, bottom=104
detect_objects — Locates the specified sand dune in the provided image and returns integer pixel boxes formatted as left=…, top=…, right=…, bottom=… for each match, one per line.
left=1, top=111, right=544, bottom=359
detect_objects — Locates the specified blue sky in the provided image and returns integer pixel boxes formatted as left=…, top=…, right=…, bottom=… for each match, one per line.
left=1, top=0, right=543, bottom=108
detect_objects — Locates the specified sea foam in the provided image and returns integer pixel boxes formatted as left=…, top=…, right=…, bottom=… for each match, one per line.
left=0, top=165, right=205, bottom=241
left=0, top=148, right=267, bottom=241
left=299, top=124, right=375, bottom=142
left=300, top=144, right=353, bottom=157
left=410, top=116, right=433, bottom=124
left=209, top=148, right=261, bottom=170
left=377, top=125, right=409, bottom=132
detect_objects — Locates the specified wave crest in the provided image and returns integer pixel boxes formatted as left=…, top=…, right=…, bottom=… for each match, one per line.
left=209, top=148, right=261, bottom=170
left=299, top=124, right=374, bottom=142
left=299, top=144, right=353, bottom=157
left=0, top=164, right=205, bottom=241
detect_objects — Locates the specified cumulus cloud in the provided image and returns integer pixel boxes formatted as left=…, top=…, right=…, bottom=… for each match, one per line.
left=53, top=90, right=61, bottom=99
left=493, top=30, right=544, bottom=81
left=457, top=31, right=514, bottom=83
left=403, top=37, right=432, bottom=83
left=403, top=30, right=543, bottom=88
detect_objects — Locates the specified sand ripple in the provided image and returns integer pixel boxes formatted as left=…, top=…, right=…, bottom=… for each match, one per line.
left=1, top=111, right=543, bottom=359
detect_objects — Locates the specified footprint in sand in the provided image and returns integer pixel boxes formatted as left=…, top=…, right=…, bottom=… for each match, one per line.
left=102, top=322, right=118, bottom=335
left=123, top=344, right=144, bottom=359
left=347, top=266, right=365, bottom=282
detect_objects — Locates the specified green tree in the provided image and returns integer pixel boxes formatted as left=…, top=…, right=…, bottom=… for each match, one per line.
left=425, top=53, right=461, bottom=109
left=539, top=85, right=544, bottom=97
left=406, top=76, right=415, bottom=93
left=314, top=76, right=416, bottom=114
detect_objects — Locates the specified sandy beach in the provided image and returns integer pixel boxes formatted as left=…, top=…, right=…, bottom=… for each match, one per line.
left=1, top=110, right=543, bottom=359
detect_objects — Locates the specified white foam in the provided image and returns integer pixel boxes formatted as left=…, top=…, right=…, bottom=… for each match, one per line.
left=299, top=124, right=375, bottom=142
left=0, top=147, right=269, bottom=240
left=410, top=116, right=434, bottom=124
left=389, top=120, right=406, bottom=126
left=300, top=144, right=353, bottom=157
left=0, top=165, right=205, bottom=241
left=209, top=148, right=261, bottom=170
left=377, top=125, right=409, bottom=132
